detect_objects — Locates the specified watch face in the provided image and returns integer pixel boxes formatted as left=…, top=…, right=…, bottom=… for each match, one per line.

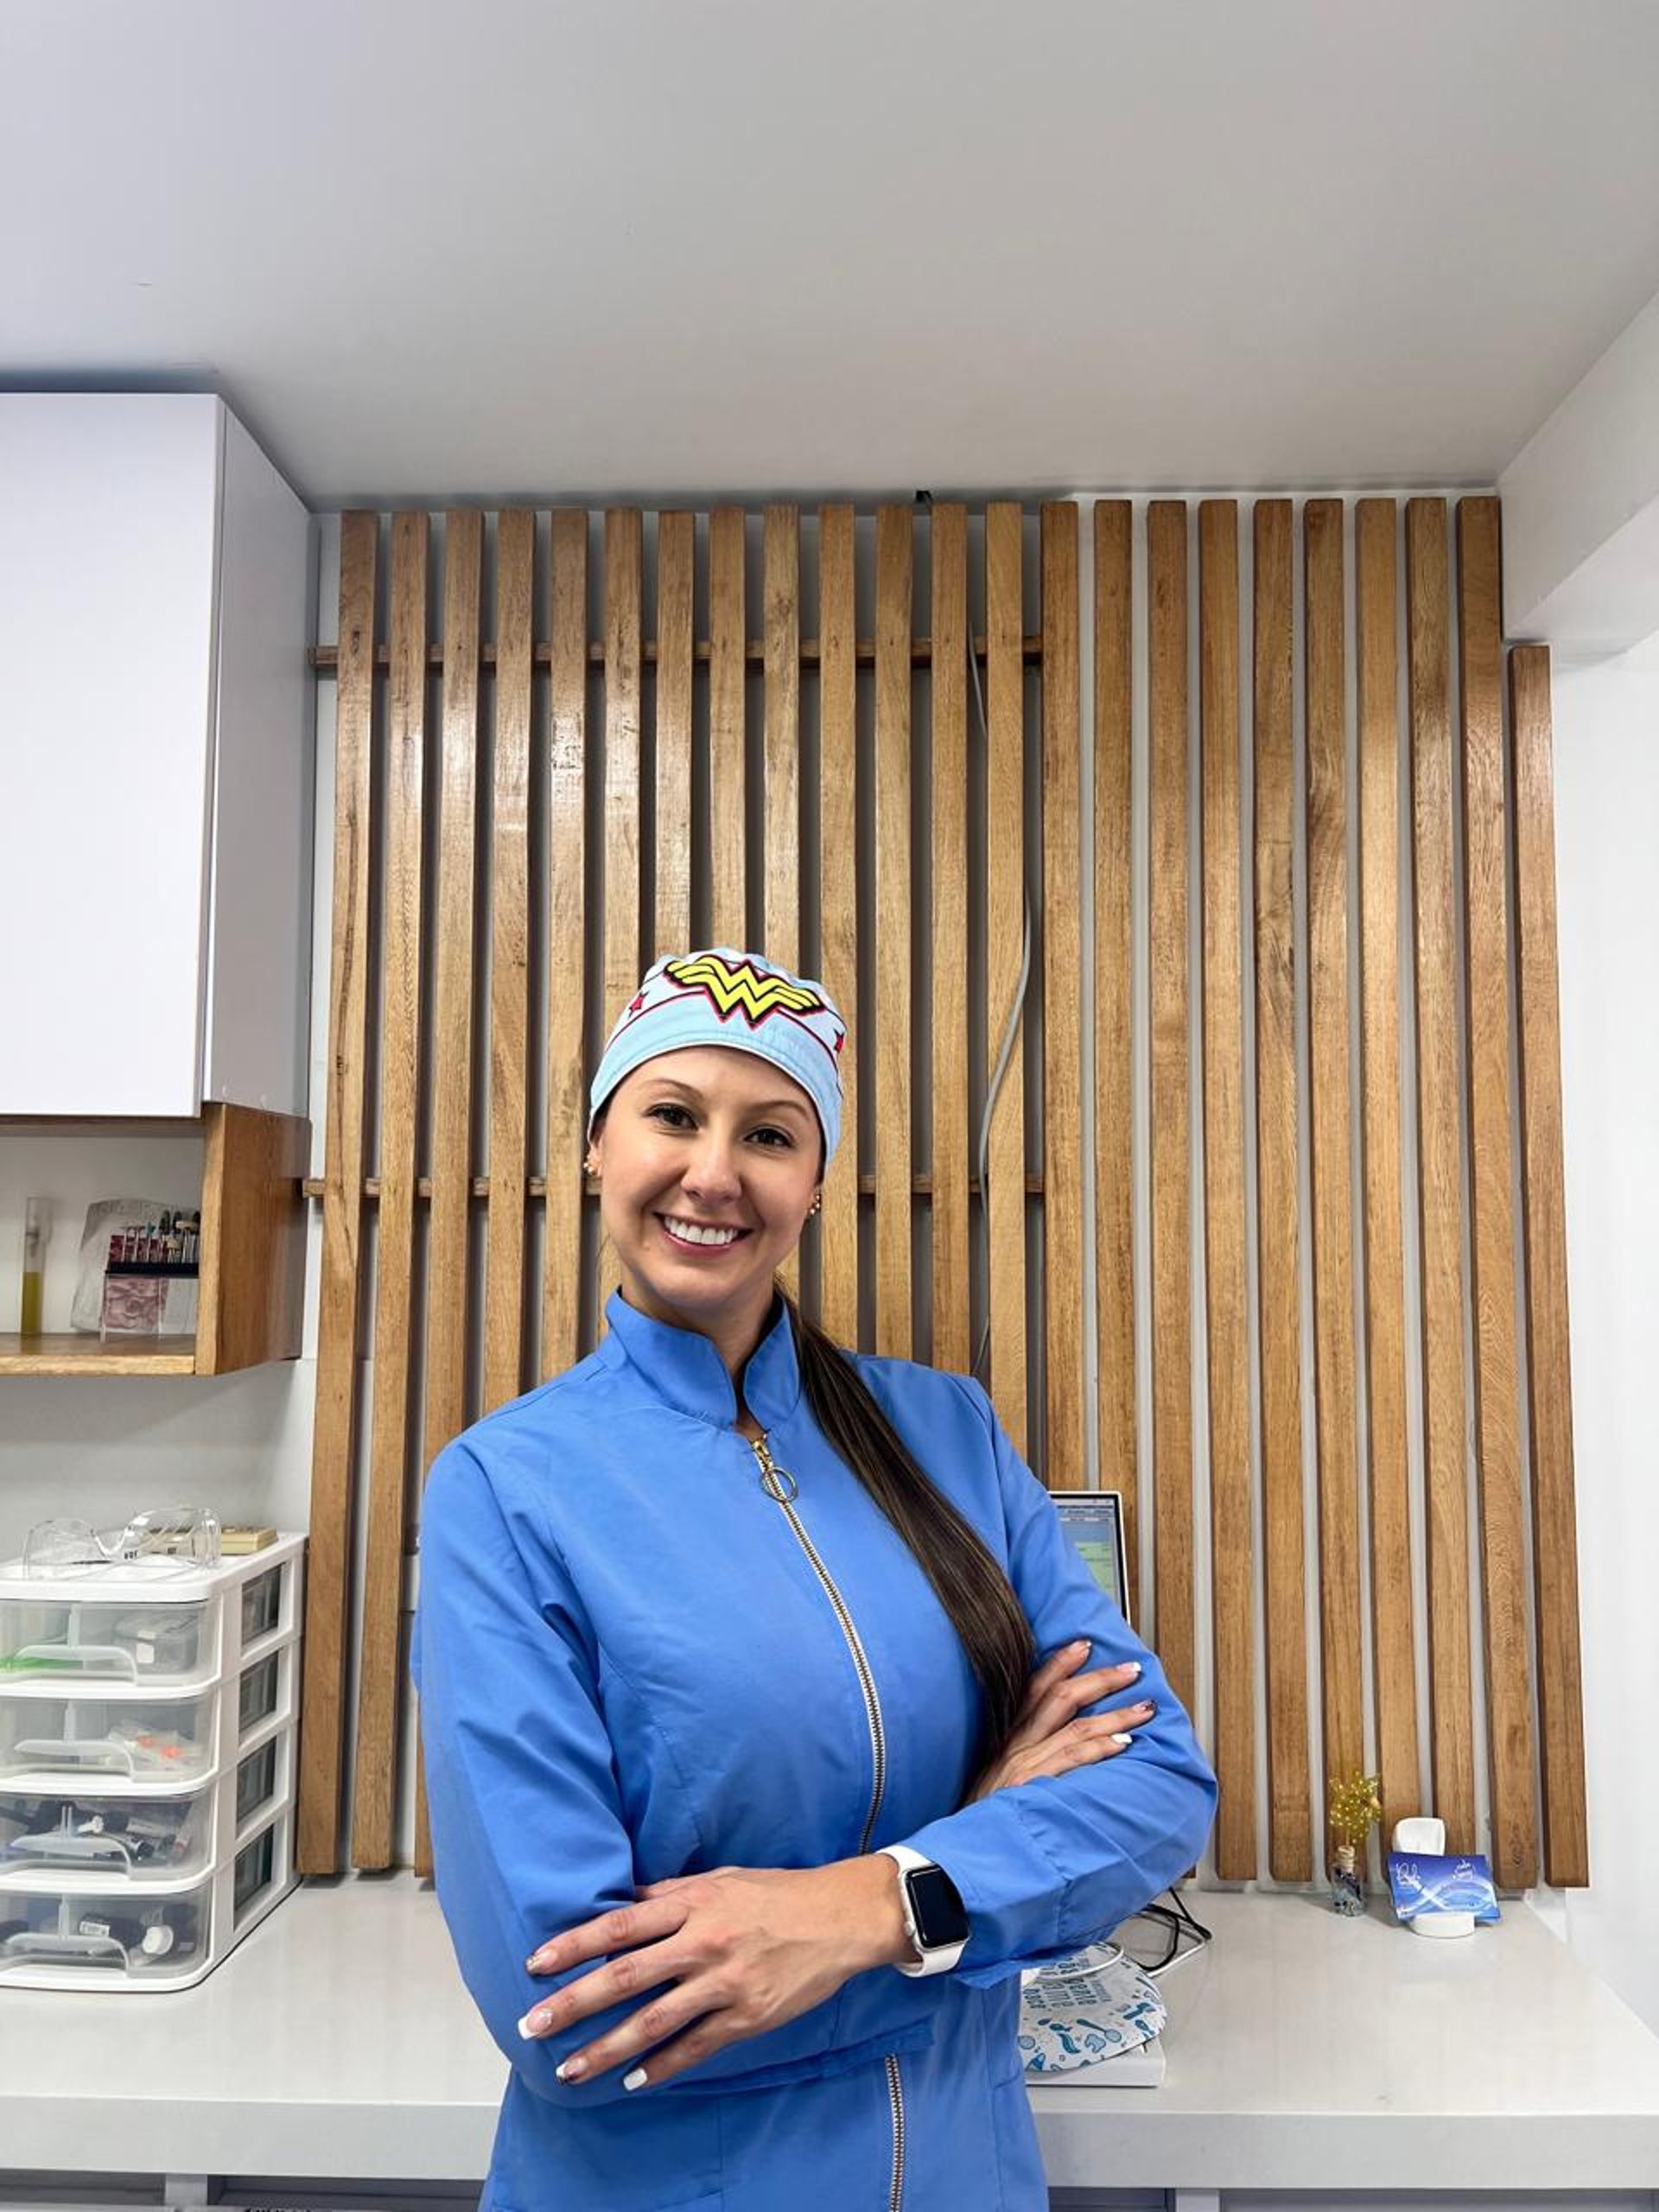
left=908, top=1864, right=969, bottom=1949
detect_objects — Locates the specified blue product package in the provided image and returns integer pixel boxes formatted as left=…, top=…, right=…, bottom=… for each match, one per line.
left=1386, top=1851, right=1501, bottom=1923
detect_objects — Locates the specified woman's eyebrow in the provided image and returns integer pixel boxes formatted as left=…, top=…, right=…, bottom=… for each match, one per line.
left=644, top=1080, right=810, bottom=1119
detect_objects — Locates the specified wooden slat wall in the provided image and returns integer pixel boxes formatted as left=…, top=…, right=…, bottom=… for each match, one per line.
left=985, top=504, right=1028, bottom=1453
left=1041, top=505, right=1084, bottom=1484
left=1356, top=499, right=1419, bottom=1846
left=874, top=508, right=912, bottom=1361
left=817, top=507, right=859, bottom=1348
left=297, top=512, right=375, bottom=1875
left=1252, top=499, right=1312, bottom=1880
left=302, top=495, right=1590, bottom=1898
left=542, top=512, right=588, bottom=1381
left=1199, top=500, right=1255, bottom=1879
left=409, top=512, right=480, bottom=1877
left=1093, top=503, right=1137, bottom=1622
left=486, top=512, right=534, bottom=1415
left=1407, top=497, right=1478, bottom=1853
left=931, top=505, right=971, bottom=1377
left=349, top=512, right=425, bottom=1872
left=1147, top=501, right=1195, bottom=1718
left=1459, top=495, right=1537, bottom=1891
left=1304, top=499, right=1365, bottom=1802
left=1509, top=644, right=1590, bottom=1888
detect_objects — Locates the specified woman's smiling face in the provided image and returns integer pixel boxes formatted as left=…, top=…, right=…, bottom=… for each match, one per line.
left=589, top=1046, right=823, bottom=1358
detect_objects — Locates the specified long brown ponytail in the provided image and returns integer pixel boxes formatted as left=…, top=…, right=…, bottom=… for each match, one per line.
left=779, top=1287, right=1035, bottom=1770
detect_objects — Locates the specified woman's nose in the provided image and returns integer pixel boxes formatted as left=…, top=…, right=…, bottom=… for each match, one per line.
left=680, top=1136, right=742, bottom=1197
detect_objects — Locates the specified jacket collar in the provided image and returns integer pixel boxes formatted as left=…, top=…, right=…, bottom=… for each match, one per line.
left=601, top=1286, right=804, bottom=1431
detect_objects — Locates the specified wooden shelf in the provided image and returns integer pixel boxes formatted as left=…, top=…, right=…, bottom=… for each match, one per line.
left=0, top=1103, right=309, bottom=1381
left=0, top=1332, right=197, bottom=1377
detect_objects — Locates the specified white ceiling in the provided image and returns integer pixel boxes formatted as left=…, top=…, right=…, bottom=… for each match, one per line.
left=7, top=0, right=1659, bottom=509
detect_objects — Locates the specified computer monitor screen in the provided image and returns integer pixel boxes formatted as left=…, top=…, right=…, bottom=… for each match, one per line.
left=1048, top=1490, right=1130, bottom=1627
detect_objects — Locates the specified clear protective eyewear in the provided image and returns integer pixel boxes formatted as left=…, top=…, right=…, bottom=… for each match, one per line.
left=22, top=1504, right=222, bottom=1579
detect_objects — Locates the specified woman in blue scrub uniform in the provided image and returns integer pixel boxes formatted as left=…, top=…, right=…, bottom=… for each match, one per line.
left=413, top=946, right=1217, bottom=2212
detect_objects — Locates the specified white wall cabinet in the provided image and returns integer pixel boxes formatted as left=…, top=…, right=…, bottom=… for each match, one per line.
left=0, top=395, right=313, bottom=1117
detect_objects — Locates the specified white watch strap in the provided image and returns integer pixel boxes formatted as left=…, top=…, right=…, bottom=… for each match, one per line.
left=874, top=1845, right=969, bottom=1977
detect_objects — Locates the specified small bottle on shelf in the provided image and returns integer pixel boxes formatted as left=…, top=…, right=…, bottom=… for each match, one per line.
left=19, top=1198, right=48, bottom=1337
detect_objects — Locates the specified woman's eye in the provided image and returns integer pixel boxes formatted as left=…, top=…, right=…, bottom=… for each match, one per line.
left=646, top=1103, right=693, bottom=1128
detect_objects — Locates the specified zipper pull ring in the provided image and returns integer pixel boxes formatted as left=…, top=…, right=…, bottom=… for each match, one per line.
left=750, top=1435, right=799, bottom=1504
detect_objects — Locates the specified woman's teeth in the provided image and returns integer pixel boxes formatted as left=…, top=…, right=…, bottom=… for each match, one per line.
left=659, top=1216, right=746, bottom=1249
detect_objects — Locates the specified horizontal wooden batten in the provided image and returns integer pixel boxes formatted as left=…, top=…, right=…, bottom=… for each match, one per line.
left=308, top=634, right=1046, bottom=672
left=300, top=1172, right=1048, bottom=1202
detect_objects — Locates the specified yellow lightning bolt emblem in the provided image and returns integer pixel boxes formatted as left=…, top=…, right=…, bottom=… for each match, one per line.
left=666, top=953, right=823, bottom=1023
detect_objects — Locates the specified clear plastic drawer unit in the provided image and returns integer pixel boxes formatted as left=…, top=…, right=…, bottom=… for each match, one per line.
left=0, top=1778, right=217, bottom=1882
left=0, top=1688, right=218, bottom=1785
left=0, top=1534, right=303, bottom=1989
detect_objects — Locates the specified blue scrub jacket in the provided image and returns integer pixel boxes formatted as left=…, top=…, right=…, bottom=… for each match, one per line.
left=412, top=1289, right=1217, bottom=2212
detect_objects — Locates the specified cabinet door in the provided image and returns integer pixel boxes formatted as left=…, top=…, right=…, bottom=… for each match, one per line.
left=203, top=410, right=313, bottom=1118
left=0, top=393, right=220, bottom=1116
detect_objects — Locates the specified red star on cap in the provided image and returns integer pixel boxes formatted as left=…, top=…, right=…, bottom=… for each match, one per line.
left=629, top=991, right=646, bottom=1014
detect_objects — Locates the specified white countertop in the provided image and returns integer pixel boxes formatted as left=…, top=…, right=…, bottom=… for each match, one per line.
left=3, top=1878, right=1658, bottom=2190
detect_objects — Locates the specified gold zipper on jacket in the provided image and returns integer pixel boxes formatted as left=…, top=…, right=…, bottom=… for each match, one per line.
left=747, top=1433, right=905, bottom=2210
left=884, top=2052, right=906, bottom=2212
left=748, top=1434, right=888, bottom=1853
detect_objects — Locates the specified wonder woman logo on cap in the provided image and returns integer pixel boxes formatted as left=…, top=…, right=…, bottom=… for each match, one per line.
left=664, top=952, right=825, bottom=1026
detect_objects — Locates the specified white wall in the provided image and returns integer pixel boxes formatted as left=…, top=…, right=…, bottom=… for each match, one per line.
left=1532, top=637, right=1659, bottom=2035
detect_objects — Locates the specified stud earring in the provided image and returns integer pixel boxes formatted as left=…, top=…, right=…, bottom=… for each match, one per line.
left=807, top=1192, right=823, bottom=1217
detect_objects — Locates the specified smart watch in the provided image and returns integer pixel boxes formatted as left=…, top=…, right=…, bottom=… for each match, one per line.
left=874, top=1844, right=970, bottom=1976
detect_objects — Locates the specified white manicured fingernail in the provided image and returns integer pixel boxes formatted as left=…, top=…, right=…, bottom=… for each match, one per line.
left=1111, top=1732, right=1134, bottom=1747
left=1123, top=1661, right=1142, bottom=1677
left=623, top=2066, right=648, bottom=2091
left=518, top=2010, right=541, bottom=2040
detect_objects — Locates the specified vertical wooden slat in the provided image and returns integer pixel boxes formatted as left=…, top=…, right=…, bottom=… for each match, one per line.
left=1093, top=504, right=1137, bottom=1612
left=763, top=505, right=801, bottom=969
left=1406, top=498, right=1477, bottom=1851
left=422, top=514, right=480, bottom=1471
left=1252, top=499, right=1312, bottom=1879
left=765, top=506, right=803, bottom=1301
left=604, top=509, right=644, bottom=1028
left=1458, top=494, right=1537, bottom=1890
left=874, top=506, right=912, bottom=1360
left=817, top=506, right=859, bottom=1345
left=654, top=512, right=695, bottom=960
left=1041, top=504, right=1084, bottom=1482
left=1356, top=499, right=1419, bottom=1841
left=482, top=511, right=534, bottom=1414
left=1199, top=499, right=1255, bottom=1878
left=593, top=511, right=642, bottom=1330
left=709, top=508, right=747, bottom=949
left=411, top=509, right=481, bottom=1875
left=1147, top=500, right=1193, bottom=1709
left=351, top=510, right=427, bottom=1870
left=298, top=512, right=377, bottom=1875
left=931, top=504, right=971, bottom=1376
left=1510, top=641, right=1590, bottom=1887
left=1304, top=498, right=1364, bottom=1800
left=986, top=502, right=1029, bottom=1452
left=541, top=510, right=588, bottom=1381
